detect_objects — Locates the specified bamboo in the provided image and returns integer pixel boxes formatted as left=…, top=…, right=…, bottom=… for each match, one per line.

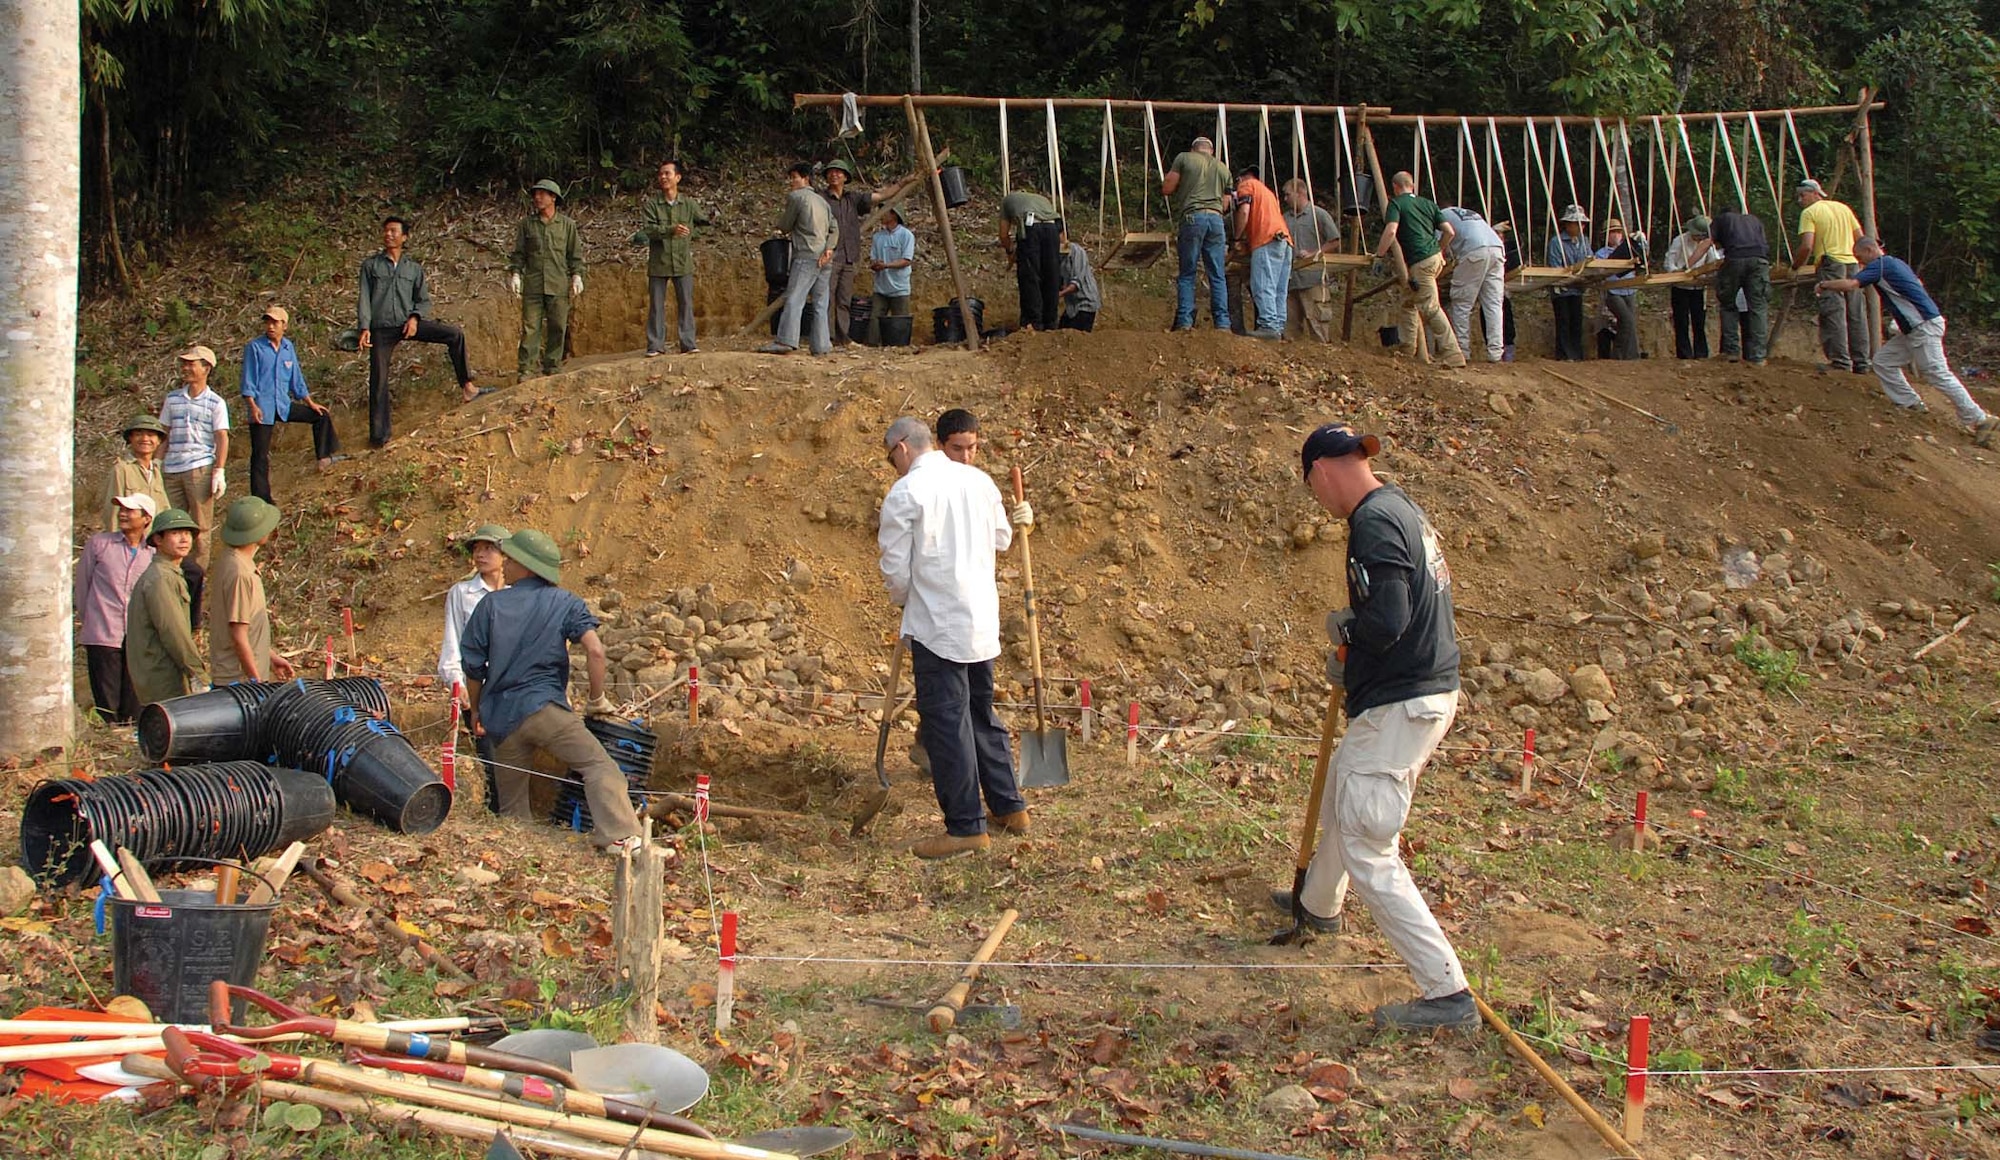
left=795, top=93, right=1877, bottom=123
left=1854, top=88, right=1882, bottom=358
left=1474, top=992, right=1644, bottom=1159
left=0, top=1019, right=466, bottom=1064
left=906, top=98, right=979, bottom=350
left=259, top=1080, right=690, bottom=1160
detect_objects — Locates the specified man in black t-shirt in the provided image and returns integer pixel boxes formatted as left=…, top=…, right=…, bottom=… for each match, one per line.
left=1274, top=423, right=1475, bottom=1031
left=1709, top=206, right=1771, bottom=364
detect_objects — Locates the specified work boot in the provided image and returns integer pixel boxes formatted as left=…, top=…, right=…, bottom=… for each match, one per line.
left=910, top=832, right=990, bottom=860
left=1974, top=417, right=2000, bottom=448
left=1372, top=989, right=1480, bottom=1032
left=987, top=809, right=1031, bottom=836
left=908, top=743, right=931, bottom=774
left=1267, top=890, right=1342, bottom=933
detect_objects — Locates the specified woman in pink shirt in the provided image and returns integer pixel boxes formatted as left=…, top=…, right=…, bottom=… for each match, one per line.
left=76, top=494, right=158, bottom=723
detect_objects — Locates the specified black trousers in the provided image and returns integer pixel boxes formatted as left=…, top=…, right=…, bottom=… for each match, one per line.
left=911, top=640, right=1027, bottom=837
left=86, top=644, right=139, bottom=723
left=1551, top=294, right=1586, bottom=360
left=182, top=558, right=205, bottom=632
left=1059, top=311, right=1097, bottom=332
left=1016, top=221, right=1063, bottom=331
left=1671, top=287, right=1709, bottom=359
left=368, top=321, right=472, bottom=445
left=248, top=411, right=339, bottom=502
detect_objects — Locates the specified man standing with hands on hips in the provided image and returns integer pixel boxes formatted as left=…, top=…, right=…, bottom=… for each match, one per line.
left=1273, top=424, right=1475, bottom=1031
left=877, top=417, right=1035, bottom=859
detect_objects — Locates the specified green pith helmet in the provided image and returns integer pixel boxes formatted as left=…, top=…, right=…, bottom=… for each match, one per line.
left=500, top=528, right=562, bottom=584
left=530, top=178, right=565, bottom=201
left=122, top=414, right=169, bottom=439
left=822, top=159, right=853, bottom=177
left=220, top=497, right=281, bottom=546
left=464, top=523, right=512, bottom=552
left=149, top=508, right=199, bottom=541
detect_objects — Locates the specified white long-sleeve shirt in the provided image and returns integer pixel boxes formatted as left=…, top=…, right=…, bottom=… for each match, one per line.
left=877, top=450, right=1014, bottom=663
left=438, top=573, right=505, bottom=690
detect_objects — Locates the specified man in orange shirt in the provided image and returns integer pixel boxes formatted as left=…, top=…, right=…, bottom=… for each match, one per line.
left=1232, top=168, right=1292, bottom=340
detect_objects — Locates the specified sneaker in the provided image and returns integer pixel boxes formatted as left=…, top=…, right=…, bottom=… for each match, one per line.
left=681, top=346, right=700, bottom=355
left=1267, top=890, right=1343, bottom=933
left=598, top=834, right=644, bottom=857
left=756, top=342, right=796, bottom=355
left=987, top=809, right=1031, bottom=836
left=1747, top=358, right=1767, bottom=366
left=645, top=350, right=665, bottom=358
left=1975, top=417, right=2000, bottom=448
left=1372, top=989, right=1481, bottom=1031
left=1853, top=364, right=1871, bottom=374
left=910, top=832, right=990, bottom=860
left=1250, top=327, right=1284, bottom=341
left=1898, top=402, right=1931, bottom=415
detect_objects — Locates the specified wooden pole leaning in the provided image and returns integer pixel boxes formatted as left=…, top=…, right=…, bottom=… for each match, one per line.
left=1853, top=87, right=1882, bottom=360
left=903, top=96, right=980, bottom=351
left=1473, top=992, right=1644, bottom=1159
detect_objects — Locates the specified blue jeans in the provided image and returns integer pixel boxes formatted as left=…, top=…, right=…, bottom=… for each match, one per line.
left=1249, top=237, right=1292, bottom=333
left=911, top=640, right=1026, bottom=837
left=1174, top=212, right=1231, bottom=329
left=776, top=256, right=832, bottom=354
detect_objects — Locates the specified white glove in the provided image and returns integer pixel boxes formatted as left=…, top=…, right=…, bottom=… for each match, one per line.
left=586, top=693, right=617, bottom=716
left=211, top=467, right=227, bottom=498
left=1009, top=500, right=1034, bottom=530
left=509, top=272, right=522, bottom=295
left=571, top=275, right=584, bottom=297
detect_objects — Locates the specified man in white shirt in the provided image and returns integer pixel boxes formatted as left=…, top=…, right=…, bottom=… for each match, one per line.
left=877, top=417, right=1034, bottom=859
left=159, top=345, right=231, bottom=562
left=439, top=524, right=511, bottom=813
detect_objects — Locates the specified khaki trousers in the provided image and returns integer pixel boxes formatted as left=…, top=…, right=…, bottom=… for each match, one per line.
left=1300, top=691, right=1468, bottom=999
left=492, top=704, right=640, bottom=843
left=165, top=467, right=218, bottom=562
left=1399, top=253, right=1465, bottom=366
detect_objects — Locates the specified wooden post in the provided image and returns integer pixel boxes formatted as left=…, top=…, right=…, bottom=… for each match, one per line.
left=1854, top=89, right=1881, bottom=359
left=904, top=96, right=980, bottom=350
left=1518, top=728, right=1535, bottom=795
left=1623, top=1014, right=1651, bottom=1143
left=1125, top=701, right=1139, bottom=767
left=614, top=823, right=665, bottom=1044
left=1078, top=679, right=1093, bottom=744
left=1357, top=122, right=1420, bottom=357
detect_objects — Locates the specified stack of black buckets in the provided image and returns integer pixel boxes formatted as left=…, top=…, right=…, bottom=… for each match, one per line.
left=551, top=717, right=658, bottom=832
left=19, top=678, right=447, bottom=888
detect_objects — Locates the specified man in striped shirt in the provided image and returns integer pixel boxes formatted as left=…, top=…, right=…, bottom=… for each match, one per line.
left=159, top=346, right=230, bottom=561
left=1820, top=237, right=1999, bottom=446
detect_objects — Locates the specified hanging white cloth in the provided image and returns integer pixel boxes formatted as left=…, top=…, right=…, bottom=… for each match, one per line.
left=838, top=92, right=863, bottom=138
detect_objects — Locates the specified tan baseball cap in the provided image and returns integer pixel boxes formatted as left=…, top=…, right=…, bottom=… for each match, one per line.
left=263, top=305, right=290, bottom=323
left=113, top=493, right=158, bottom=520
left=178, top=345, right=216, bottom=366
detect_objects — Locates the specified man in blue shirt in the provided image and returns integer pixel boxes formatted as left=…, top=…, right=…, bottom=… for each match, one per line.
left=866, top=208, right=916, bottom=345
left=461, top=528, right=643, bottom=852
left=240, top=306, right=338, bottom=503
left=1545, top=204, right=1593, bottom=360
left=1440, top=206, right=1505, bottom=363
left=1593, top=220, right=1644, bottom=360
left=1820, top=237, right=1999, bottom=444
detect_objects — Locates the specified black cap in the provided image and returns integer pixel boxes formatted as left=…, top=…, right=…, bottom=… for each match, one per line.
left=1300, top=424, right=1381, bottom=479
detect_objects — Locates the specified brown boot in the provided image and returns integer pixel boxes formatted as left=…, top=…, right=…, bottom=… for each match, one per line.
left=910, top=832, right=990, bottom=860
left=908, top=743, right=931, bottom=774
left=987, top=809, right=1031, bottom=836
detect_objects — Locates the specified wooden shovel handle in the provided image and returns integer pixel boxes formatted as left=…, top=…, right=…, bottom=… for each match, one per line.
left=928, top=909, right=1019, bottom=1032
left=1009, top=467, right=1049, bottom=727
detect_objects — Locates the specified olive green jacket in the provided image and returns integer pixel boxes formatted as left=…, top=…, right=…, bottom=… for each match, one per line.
left=508, top=212, right=585, bottom=296
left=639, top=194, right=711, bottom=278
left=126, top=557, right=205, bottom=705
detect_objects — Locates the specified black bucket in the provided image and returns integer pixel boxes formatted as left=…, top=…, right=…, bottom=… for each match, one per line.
left=1379, top=325, right=1401, bottom=347
left=759, top=237, right=792, bottom=288
left=331, top=728, right=451, bottom=834
left=1342, top=173, right=1376, bottom=216
left=136, top=690, right=256, bottom=764
left=20, top=763, right=335, bottom=888
left=939, top=166, right=971, bottom=209
left=878, top=315, right=913, bottom=347
left=932, top=298, right=985, bottom=345
left=849, top=295, right=873, bottom=341
left=110, top=881, right=277, bottom=1024
left=556, top=718, right=659, bottom=833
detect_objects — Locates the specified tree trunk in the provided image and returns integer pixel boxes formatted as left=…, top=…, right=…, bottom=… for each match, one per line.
left=98, top=97, right=135, bottom=295
left=0, top=0, right=80, bottom=758
left=909, top=0, right=920, bottom=94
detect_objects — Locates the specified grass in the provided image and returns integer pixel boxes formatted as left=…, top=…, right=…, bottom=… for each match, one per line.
left=1734, top=630, right=1809, bottom=694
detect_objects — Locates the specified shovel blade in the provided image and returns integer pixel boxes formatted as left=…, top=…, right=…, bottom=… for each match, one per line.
left=570, top=1042, right=710, bottom=1112
left=1017, top=729, right=1070, bottom=788
left=731, top=1127, right=858, bottom=1157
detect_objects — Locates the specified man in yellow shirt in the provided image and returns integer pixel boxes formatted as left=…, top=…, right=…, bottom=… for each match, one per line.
left=1792, top=179, right=1869, bottom=374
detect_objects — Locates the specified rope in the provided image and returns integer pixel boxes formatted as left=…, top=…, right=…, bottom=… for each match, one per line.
left=1257, top=104, right=1273, bottom=185
left=1675, top=115, right=1707, bottom=218
left=1335, top=106, right=1360, bottom=212
left=999, top=103, right=1010, bottom=197
left=1619, top=120, right=1646, bottom=241
left=1783, top=109, right=1813, bottom=184
left=1416, top=116, right=1437, bottom=201
left=1651, top=116, right=1683, bottom=237
left=736, top=954, right=1403, bottom=972
left=1746, top=112, right=1781, bottom=217
left=1524, top=117, right=1557, bottom=237
left=1714, top=112, right=1749, bottom=210
left=1458, top=117, right=1491, bottom=219
left=1215, top=103, right=1229, bottom=170
left=1552, top=119, right=1581, bottom=216
left=1491, top=119, right=1521, bottom=261
left=1293, top=107, right=1318, bottom=240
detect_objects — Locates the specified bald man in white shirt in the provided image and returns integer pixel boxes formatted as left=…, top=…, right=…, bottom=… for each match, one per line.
left=878, top=416, right=1035, bottom=859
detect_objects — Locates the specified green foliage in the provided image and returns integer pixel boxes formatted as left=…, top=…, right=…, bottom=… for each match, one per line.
left=1709, top=764, right=1751, bottom=807
left=1734, top=631, right=1808, bottom=695
left=1724, top=909, right=1849, bottom=1001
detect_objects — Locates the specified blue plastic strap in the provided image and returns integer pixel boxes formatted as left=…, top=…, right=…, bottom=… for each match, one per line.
left=333, top=706, right=357, bottom=725
left=407, top=1031, right=433, bottom=1056
left=571, top=801, right=583, bottom=832
left=324, top=750, right=338, bottom=783
left=94, top=875, right=112, bottom=935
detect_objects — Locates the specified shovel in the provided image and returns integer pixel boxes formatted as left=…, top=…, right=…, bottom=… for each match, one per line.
left=1270, top=685, right=1344, bottom=946
left=851, top=636, right=906, bottom=837
left=1011, top=466, right=1069, bottom=789
left=490, top=1029, right=710, bottom=1113
left=348, top=1050, right=715, bottom=1137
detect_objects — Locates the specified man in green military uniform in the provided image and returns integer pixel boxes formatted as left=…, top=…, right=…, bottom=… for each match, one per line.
left=509, top=179, right=586, bottom=379
left=635, top=161, right=710, bottom=356
left=126, top=508, right=207, bottom=705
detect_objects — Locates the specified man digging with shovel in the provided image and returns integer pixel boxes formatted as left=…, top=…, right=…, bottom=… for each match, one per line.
left=1275, top=424, right=1476, bottom=1031
left=877, top=417, right=1035, bottom=859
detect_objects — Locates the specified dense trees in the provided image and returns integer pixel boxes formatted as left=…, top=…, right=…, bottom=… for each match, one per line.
left=79, top=0, right=2000, bottom=315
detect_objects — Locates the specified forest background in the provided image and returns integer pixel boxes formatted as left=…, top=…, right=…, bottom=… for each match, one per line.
left=78, top=0, right=2000, bottom=318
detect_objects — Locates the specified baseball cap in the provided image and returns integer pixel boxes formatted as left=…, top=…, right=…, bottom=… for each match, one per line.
left=1797, top=179, right=1824, bottom=195
left=263, top=305, right=290, bottom=323
left=1300, top=424, right=1381, bottom=479
left=113, top=493, right=158, bottom=520
left=178, top=345, right=216, bottom=366
left=1192, top=136, right=1214, bottom=150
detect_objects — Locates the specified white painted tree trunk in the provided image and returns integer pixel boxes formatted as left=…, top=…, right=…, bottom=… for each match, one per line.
left=0, top=0, right=79, bottom=757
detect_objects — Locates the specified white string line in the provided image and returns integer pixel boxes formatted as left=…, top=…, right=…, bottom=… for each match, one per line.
left=1647, top=1062, right=2000, bottom=1078
left=734, top=954, right=1402, bottom=971
left=1649, top=820, right=2000, bottom=951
